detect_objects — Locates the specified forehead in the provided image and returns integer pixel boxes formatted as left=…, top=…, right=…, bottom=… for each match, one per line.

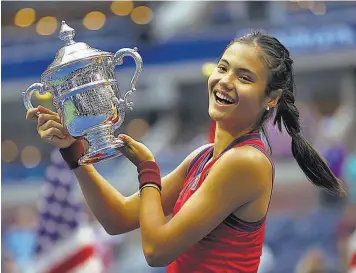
left=221, top=43, right=268, bottom=77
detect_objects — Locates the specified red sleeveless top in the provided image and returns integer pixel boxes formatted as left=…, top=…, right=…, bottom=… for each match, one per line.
left=166, top=131, right=275, bottom=273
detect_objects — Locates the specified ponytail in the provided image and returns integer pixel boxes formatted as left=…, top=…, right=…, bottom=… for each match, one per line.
left=274, top=90, right=346, bottom=196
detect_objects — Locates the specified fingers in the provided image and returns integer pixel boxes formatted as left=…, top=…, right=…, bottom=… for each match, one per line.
left=117, top=134, right=154, bottom=165
left=26, top=106, right=58, bottom=121
left=37, top=113, right=61, bottom=129
left=118, top=134, right=136, bottom=153
left=37, top=105, right=57, bottom=115
left=39, top=127, right=66, bottom=140
left=26, top=108, right=40, bottom=121
left=38, top=119, right=66, bottom=137
left=118, top=134, right=136, bottom=145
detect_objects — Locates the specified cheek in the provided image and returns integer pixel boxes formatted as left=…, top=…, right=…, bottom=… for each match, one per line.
left=237, top=86, right=264, bottom=110
left=207, top=71, right=220, bottom=90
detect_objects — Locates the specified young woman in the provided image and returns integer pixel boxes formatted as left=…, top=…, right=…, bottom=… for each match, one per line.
left=26, top=31, right=346, bottom=273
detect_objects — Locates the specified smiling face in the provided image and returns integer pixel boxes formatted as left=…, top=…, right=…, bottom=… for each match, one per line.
left=208, top=42, right=270, bottom=129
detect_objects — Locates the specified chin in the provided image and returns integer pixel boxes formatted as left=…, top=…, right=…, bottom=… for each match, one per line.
left=208, top=106, right=216, bottom=120
left=208, top=107, right=225, bottom=122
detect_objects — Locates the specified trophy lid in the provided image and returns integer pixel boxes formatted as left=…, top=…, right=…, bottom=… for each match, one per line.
left=42, top=21, right=111, bottom=79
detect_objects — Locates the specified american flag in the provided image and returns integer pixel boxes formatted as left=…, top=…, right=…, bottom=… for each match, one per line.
left=29, top=149, right=104, bottom=273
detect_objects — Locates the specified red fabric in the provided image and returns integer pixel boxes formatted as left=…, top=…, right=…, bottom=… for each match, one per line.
left=167, top=134, right=274, bottom=273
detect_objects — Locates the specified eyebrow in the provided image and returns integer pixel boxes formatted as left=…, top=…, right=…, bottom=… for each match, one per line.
left=219, top=58, right=258, bottom=80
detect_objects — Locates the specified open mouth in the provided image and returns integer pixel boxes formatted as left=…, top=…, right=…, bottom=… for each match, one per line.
left=214, top=91, right=237, bottom=105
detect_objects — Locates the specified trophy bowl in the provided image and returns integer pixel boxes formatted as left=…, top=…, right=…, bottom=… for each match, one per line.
left=23, top=21, right=143, bottom=165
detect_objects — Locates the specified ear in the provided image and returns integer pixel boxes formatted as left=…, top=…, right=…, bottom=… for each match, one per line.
left=266, top=89, right=282, bottom=109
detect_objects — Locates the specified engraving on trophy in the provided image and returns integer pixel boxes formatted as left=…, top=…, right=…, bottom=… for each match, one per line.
left=23, top=21, right=143, bottom=165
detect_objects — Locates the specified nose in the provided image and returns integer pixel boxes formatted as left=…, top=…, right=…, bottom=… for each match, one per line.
left=219, top=73, right=235, bottom=91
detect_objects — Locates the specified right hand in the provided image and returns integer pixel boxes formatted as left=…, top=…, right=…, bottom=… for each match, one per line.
left=117, top=134, right=155, bottom=166
left=26, top=105, right=76, bottom=149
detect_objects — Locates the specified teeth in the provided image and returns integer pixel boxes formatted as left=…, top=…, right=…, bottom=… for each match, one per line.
left=216, top=91, right=234, bottom=103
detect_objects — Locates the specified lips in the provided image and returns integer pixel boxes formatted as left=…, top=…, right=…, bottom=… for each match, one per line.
left=213, top=89, right=238, bottom=105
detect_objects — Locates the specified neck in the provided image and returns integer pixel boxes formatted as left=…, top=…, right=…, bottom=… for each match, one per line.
left=212, top=122, right=256, bottom=159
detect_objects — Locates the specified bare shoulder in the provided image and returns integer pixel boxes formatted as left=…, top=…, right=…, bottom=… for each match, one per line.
left=212, top=145, right=273, bottom=191
left=225, top=145, right=271, bottom=165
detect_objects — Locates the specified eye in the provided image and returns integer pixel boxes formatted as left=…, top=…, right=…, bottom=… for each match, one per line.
left=239, top=75, right=252, bottom=82
left=217, top=65, right=227, bottom=72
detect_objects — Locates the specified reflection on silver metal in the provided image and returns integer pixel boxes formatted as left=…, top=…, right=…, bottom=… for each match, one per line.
left=59, top=21, right=76, bottom=46
left=23, top=21, right=143, bottom=165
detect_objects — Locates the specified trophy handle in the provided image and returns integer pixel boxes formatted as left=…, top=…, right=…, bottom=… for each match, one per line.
left=23, top=83, right=50, bottom=110
left=112, top=47, right=143, bottom=111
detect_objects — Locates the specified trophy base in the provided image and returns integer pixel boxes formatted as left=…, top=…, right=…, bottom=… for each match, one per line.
left=78, top=124, right=125, bottom=165
left=78, top=140, right=124, bottom=165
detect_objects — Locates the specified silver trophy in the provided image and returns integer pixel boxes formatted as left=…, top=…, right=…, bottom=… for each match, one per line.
left=23, top=21, right=143, bottom=165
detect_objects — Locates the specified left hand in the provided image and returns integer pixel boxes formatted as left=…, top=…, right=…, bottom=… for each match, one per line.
left=118, top=134, right=155, bottom=166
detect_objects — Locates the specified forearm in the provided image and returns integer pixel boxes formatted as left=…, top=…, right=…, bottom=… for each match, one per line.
left=74, top=164, right=138, bottom=234
left=139, top=187, right=168, bottom=265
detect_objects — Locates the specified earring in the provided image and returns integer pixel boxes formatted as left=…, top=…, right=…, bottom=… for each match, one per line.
left=266, top=106, right=270, bottom=111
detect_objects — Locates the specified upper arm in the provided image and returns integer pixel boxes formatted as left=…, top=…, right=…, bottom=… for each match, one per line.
left=122, top=144, right=213, bottom=231
left=154, top=146, right=272, bottom=262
